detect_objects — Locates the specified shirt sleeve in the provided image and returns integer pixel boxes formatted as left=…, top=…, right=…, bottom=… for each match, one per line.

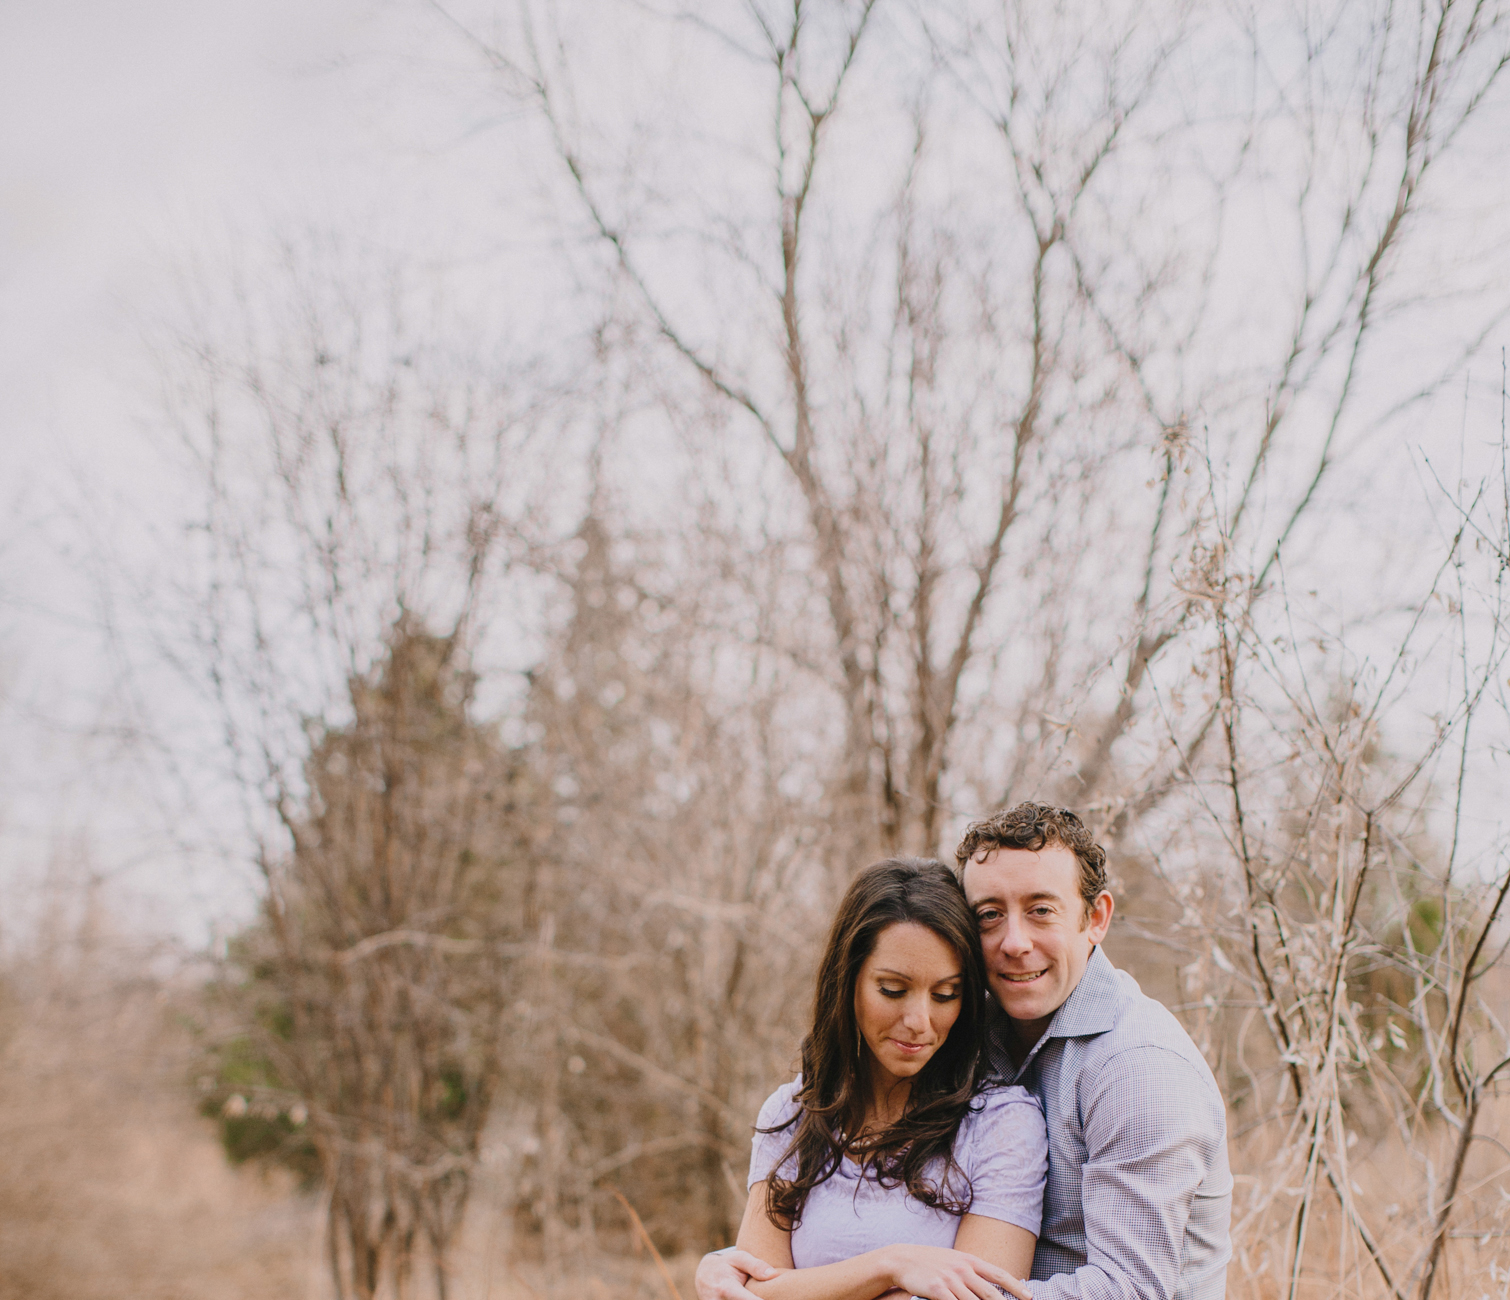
left=747, top=1079, right=802, bottom=1188
left=957, top=1085, right=1049, bottom=1236
left=1028, top=1047, right=1230, bottom=1300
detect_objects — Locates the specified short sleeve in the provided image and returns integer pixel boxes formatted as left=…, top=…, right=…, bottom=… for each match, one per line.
left=956, top=1084, right=1048, bottom=1236
left=748, top=1079, right=803, bottom=1188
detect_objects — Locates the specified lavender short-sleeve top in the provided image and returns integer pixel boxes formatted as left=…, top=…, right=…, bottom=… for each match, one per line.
left=747, top=1078, right=1047, bottom=1270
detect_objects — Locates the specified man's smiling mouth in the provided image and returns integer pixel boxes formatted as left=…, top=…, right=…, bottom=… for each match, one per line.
left=1001, top=970, right=1047, bottom=983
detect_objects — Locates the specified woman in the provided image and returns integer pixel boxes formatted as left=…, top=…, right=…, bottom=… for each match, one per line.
left=733, top=858, right=1046, bottom=1300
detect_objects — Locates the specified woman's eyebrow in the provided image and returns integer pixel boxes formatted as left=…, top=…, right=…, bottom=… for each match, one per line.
left=873, top=966, right=961, bottom=982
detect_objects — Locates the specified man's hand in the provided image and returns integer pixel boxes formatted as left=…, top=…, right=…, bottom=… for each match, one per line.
left=694, top=1248, right=780, bottom=1300
left=880, top=1244, right=1031, bottom=1300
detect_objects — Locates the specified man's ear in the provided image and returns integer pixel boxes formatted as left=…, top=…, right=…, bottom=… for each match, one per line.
left=1084, top=891, right=1114, bottom=944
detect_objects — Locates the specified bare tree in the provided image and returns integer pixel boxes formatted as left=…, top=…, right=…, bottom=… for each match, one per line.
left=502, top=505, right=827, bottom=1257
left=1135, top=420, right=1510, bottom=1300
left=434, top=0, right=1510, bottom=867
left=242, top=619, right=537, bottom=1300
left=148, top=244, right=564, bottom=1296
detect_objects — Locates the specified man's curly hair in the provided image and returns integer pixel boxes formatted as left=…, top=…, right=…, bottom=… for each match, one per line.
left=954, top=802, right=1109, bottom=917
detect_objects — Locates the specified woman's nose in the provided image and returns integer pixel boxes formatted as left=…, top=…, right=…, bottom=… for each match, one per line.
left=902, top=996, right=932, bottom=1030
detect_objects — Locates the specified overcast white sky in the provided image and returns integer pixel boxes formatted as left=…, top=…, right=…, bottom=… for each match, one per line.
left=0, top=0, right=737, bottom=942
left=1, top=0, right=432, bottom=939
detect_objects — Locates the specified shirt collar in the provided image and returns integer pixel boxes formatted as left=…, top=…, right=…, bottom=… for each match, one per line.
left=989, top=946, right=1120, bottom=1081
left=1042, top=945, right=1120, bottom=1039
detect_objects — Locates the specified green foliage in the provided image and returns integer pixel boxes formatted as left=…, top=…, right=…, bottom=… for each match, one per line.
left=437, top=1066, right=469, bottom=1122
left=1407, top=896, right=1445, bottom=954
left=195, top=1033, right=319, bottom=1185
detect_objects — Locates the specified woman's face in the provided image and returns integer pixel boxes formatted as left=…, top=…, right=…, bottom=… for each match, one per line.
left=853, top=921, right=964, bottom=1086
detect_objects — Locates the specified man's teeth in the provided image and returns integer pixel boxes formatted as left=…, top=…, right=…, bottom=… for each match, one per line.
left=1003, top=971, right=1044, bottom=982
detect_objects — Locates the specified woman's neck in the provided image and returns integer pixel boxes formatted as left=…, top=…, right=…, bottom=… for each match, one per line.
left=863, top=1070, right=912, bottom=1132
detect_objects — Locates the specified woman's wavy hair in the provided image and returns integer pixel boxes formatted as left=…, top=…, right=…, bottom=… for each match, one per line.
left=763, top=857, right=989, bottom=1229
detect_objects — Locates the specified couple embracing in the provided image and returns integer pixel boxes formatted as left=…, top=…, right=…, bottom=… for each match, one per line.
left=696, top=803, right=1233, bottom=1300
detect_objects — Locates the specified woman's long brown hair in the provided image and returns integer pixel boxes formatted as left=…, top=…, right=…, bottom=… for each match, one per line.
left=762, top=857, right=988, bottom=1228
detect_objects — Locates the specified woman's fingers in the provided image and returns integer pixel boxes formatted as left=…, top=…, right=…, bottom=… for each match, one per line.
left=919, top=1265, right=1022, bottom=1300
left=952, top=1250, right=1031, bottom=1300
left=889, top=1245, right=1031, bottom=1300
left=963, top=1274, right=1010, bottom=1300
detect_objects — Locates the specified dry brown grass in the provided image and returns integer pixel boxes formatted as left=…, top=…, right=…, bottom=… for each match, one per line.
left=0, top=942, right=320, bottom=1300
left=0, top=929, right=702, bottom=1300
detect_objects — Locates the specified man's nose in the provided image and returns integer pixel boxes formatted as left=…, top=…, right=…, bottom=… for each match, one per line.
left=997, top=912, right=1032, bottom=957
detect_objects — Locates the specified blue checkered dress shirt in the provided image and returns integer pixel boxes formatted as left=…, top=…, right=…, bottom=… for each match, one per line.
left=986, top=947, right=1233, bottom=1300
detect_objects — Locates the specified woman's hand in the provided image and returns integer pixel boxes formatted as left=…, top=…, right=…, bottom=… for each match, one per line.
left=878, top=1244, right=1031, bottom=1300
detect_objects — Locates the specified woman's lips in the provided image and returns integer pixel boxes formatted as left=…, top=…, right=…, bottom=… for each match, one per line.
left=888, top=1039, right=928, bottom=1054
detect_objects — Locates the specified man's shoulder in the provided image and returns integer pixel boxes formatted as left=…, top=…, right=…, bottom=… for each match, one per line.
left=1054, top=960, right=1230, bottom=1156
left=1081, top=961, right=1225, bottom=1099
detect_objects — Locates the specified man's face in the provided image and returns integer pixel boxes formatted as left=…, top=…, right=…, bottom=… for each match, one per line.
left=962, top=844, right=1113, bottom=1041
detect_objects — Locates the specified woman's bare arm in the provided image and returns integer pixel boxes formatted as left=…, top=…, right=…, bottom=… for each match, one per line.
left=734, top=1182, right=795, bottom=1272
left=733, top=1182, right=1029, bottom=1300
left=952, top=1215, right=1035, bottom=1290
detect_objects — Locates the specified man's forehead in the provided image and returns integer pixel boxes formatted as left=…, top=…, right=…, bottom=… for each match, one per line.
left=963, top=844, right=1079, bottom=894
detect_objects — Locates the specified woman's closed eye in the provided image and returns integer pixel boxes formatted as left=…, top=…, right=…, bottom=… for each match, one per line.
left=878, top=984, right=958, bottom=1003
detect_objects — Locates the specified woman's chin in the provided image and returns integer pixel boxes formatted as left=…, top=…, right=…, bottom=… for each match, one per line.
left=876, top=1049, right=935, bottom=1080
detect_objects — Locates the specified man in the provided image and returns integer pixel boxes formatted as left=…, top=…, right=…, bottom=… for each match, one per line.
left=696, top=803, right=1232, bottom=1300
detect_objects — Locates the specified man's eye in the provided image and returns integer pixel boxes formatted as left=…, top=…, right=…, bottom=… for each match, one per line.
left=975, top=910, right=1002, bottom=926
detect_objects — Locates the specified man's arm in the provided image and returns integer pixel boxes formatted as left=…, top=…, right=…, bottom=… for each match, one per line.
left=1029, top=1047, right=1231, bottom=1300
left=695, top=1248, right=781, bottom=1300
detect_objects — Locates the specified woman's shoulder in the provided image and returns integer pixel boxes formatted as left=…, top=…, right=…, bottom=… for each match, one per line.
left=749, top=1077, right=804, bottom=1187
left=755, top=1075, right=804, bottom=1130
left=956, top=1082, right=1047, bottom=1150
left=968, top=1080, right=1042, bottom=1115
